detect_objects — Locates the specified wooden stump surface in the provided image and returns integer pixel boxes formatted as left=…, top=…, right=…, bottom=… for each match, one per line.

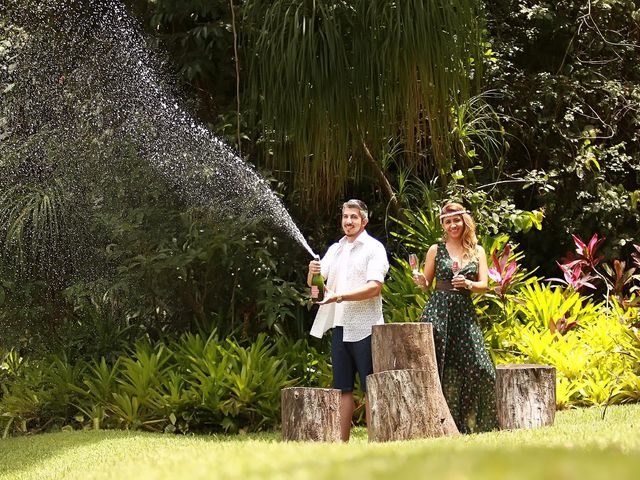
left=495, top=364, right=556, bottom=430
left=372, top=322, right=438, bottom=376
left=281, top=387, right=341, bottom=442
left=367, top=369, right=459, bottom=442
left=368, top=323, right=459, bottom=442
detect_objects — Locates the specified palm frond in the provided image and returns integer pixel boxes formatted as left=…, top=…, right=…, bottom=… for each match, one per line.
left=0, top=181, right=66, bottom=276
left=244, top=0, right=484, bottom=208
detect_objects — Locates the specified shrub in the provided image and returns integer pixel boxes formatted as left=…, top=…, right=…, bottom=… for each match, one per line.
left=0, top=332, right=306, bottom=436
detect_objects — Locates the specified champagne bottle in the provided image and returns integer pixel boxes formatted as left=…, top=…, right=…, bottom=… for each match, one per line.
left=311, top=255, right=325, bottom=302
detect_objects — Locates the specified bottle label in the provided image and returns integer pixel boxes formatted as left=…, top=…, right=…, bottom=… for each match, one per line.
left=311, top=286, right=319, bottom=299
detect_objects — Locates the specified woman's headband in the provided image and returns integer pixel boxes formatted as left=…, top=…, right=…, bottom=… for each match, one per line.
left=439, top=210, right=468, bottom=220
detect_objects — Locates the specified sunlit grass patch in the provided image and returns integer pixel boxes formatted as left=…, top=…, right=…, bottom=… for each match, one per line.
left=0, top=404, right=638, bottom=480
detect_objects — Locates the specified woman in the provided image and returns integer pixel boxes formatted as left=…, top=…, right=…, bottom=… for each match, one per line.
left=413, top=202, right=498, bottom=433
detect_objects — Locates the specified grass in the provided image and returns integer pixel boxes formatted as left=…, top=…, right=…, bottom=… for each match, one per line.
left=1, top=405, right=639, bottom=480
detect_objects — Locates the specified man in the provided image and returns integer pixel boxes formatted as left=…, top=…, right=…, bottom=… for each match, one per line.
left=307, top=199, right=389, bottom=441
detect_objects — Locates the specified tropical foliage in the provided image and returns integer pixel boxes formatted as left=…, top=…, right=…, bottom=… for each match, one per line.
left=483, top=0, right=640, bottom=270
left=0, top=334, right=332, bottom=436
left=0, top=0, right=639, bottom=437
left=242, top=0, right=485, bottom=209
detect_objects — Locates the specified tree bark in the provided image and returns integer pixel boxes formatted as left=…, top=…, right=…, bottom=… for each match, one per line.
left=281, top=387, right=341, bottom=442
left=367, top=369, right=459, bottom=441
left=368, top=323, right=459, bottom=441
left=371, top=322, right=439, bottom=375
left=228, top=0, right=241, bottom=155
left=495, top=364, right=556, bottom=430
left=361, top=141, right=402, bottom=219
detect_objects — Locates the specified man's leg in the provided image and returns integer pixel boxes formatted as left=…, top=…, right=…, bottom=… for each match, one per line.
left=331, top=327, right=356, bottom=442
left=339, top=392, right=355, bottom=442
left=353, top=334, right=373, bottom=438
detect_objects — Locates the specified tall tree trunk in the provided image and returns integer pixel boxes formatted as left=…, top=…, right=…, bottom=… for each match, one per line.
left=229, top=0, right=241, bottom=155
left=361, top=141, right=402, bottom=218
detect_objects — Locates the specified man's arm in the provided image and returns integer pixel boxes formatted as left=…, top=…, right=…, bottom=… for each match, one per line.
left=319, top=280, right=382, bottom=304
left=339, top=280, right=383, bottom=301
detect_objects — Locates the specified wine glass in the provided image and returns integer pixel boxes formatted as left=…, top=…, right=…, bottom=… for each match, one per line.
left=408, top=253, right=419, bottom=274
left=451, top=259, right=460, bottom=275
left=451, top=258, right=461, bottom=289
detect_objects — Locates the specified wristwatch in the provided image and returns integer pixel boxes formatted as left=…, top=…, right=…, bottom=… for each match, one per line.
left=336, top=295, right=344, bottom=303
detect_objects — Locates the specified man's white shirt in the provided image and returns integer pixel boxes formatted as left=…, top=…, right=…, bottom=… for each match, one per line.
left=310, top=230, right=389, bottom=341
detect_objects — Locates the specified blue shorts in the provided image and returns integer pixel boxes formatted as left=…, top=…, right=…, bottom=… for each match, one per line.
left=331, top=327, right=373, bottom=393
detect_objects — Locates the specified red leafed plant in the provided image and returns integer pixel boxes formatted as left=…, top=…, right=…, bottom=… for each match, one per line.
left=488, top=244, right=518, bottom=297
left=549, top=316, right=578, bottom=336
left=571, top=233, right=605, bottom=268
left=632, top=244, right=640, bottom=270
left=551, top=233, right=605, bottom=293
left=549, top=260, right=597, bottom=291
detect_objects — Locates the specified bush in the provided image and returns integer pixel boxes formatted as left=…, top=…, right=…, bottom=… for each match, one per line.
left=0, top=332, right=331, bottom=437
left=487, top=297, right=639, bottom=409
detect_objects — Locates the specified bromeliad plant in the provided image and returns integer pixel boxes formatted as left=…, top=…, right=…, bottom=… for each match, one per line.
left=484, top=235, right=640, bottom=408
left=628, top=244, right=640, bottom=299
left=601, top=243, right=640, bottom=313
left=516, top=283, right=600, bottom=335
left=485, top=242, right=519, bottom=328
left=543, top=233, right=609, bottom=334
left=602, top=260, right=636, bottom=299
left=572, top=233, right=605, bottom=269
left=548, top=233, right=629, bottom=313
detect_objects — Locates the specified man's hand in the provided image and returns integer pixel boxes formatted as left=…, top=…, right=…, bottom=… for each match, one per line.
left=314, top=288, right=337, bottom=305
left=308, top=259, right=321, bottom=275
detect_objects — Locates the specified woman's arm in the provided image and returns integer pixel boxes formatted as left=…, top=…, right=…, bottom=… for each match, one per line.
left=453, top=245, right=489, bottom=292
left=413, top=244, right=437, bottom=289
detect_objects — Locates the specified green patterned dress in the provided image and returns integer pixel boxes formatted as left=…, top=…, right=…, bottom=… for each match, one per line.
left=419, top=243, right=498, bottom=433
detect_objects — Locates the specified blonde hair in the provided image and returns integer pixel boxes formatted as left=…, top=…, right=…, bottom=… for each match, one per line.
left=440, top=202, right=478, bottom=261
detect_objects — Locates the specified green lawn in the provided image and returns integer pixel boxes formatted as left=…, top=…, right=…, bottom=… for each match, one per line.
left=1, top=405, right=639, bottom=480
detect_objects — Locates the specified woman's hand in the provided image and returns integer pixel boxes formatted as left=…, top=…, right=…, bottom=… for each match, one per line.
left=452, top=274, right=470, bottom=290
left=412, top=271, right=427, bottom=289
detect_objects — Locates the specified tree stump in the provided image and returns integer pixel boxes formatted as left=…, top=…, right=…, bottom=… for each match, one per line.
left=368, top=323, right=459, bottom=441
left=371, top=322, right=439, bottom=375
left=495, top=364, right=556, bottom=430
left=281, top=387, right=341, bottom=442
left=367, top=369, right=459, bottom=441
